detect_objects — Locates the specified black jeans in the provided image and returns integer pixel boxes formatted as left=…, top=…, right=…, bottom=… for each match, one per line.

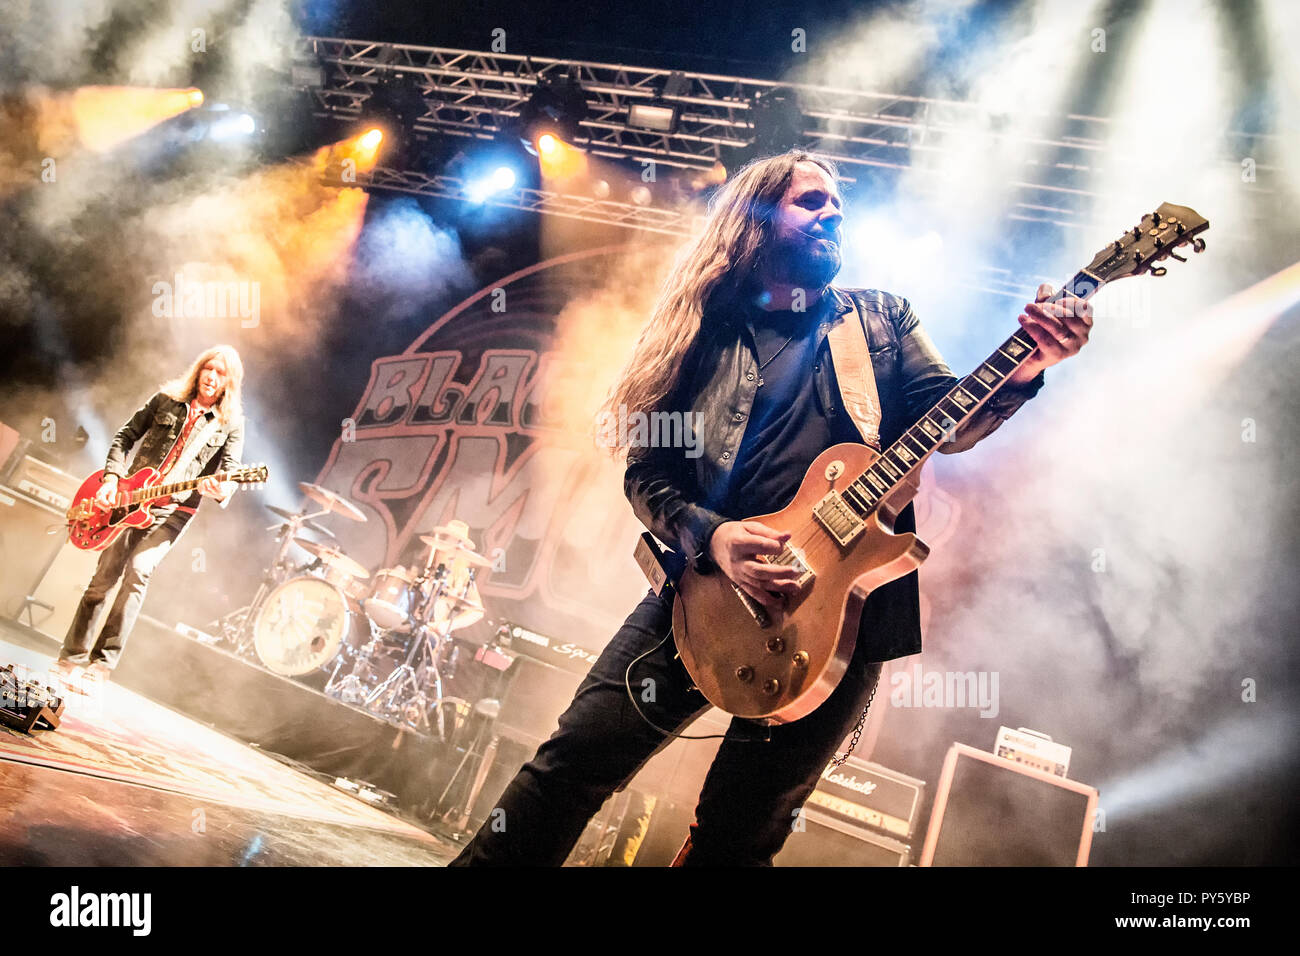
left=448, top=588, right=883, bottom=866
left=60, top=511, right=189, bottom=670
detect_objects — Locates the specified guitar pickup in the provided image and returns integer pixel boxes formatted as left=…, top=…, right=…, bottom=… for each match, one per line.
left=813, top=491, right=865, bottom=546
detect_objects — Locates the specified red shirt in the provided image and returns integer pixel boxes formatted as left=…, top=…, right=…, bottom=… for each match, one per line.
left=157, top=401, right=207, bottom=513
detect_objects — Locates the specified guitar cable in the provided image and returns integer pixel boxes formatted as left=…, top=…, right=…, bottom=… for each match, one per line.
left=622, top=624, right=773, bottom=744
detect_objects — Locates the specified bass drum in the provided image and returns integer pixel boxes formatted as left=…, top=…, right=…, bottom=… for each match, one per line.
left=253, top=576, right=373, bottom=677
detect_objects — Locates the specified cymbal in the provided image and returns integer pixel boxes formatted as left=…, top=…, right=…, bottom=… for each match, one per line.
left=419, top=524, right=473, bottom=551
left=293, top=536, right=370, bottom=580
left=265, top=505, right=336, bottom=539
left=434, top=592, right=485, bottom=616
left=450, top=547, right=494, bottom=569
left=298, top=482, right=368, bottom=522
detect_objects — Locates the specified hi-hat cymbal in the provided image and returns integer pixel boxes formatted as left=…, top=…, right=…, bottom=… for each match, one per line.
left=298, top=482, right=368, bottom=522
left=293, top=537, right=370, bottom=580
left=265, top=505, right=336, bottom=538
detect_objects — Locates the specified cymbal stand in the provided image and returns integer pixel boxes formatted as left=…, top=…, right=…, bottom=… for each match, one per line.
left=364, top=564, right=451, bottom=736
left=223, top=504, right=333, bottom=657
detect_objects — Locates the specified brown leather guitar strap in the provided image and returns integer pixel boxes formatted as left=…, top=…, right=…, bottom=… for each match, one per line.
left=825, top=308, right=883, bottom=451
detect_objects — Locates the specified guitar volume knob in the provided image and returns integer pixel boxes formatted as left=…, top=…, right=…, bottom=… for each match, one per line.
left=735, top=665, right=754, bottom=683
left=792, top=651, right=809, bottom=669
left=762, top=678, right=781, bottom=696
left=765, top=637, right=785, bottom=654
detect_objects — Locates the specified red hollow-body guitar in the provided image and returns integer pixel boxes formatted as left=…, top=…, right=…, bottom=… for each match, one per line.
left=669, top=203, right=1210, bottom=723
left=66, top=464, right=268, bottom=550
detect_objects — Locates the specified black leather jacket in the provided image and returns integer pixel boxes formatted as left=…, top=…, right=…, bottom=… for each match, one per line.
left=105, top=392, right=245, bottom=516
left=624, top=286, right=1044, bottom=662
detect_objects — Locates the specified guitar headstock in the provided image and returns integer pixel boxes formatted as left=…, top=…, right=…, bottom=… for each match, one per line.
left=230, top=464, right=269, bottom=485
left=1084, top=202, right=1209, bottom=285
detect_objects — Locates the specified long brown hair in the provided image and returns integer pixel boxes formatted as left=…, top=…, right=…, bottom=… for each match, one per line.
left=159, top=344, right=245, bottom=428
left=597, top=150, right=837, bottom=456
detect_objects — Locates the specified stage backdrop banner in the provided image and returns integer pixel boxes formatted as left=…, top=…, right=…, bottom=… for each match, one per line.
left=314, top=248, right=651, bottom=651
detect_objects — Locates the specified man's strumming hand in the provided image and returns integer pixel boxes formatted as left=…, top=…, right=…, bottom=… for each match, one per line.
left=708, top=520, right=803, bottom=611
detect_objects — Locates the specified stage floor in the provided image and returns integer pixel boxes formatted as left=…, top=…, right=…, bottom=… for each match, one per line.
left=0, top=627, right=461, bottom=865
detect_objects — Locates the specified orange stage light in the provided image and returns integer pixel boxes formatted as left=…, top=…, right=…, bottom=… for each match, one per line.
left=59, top=85, right=207, bottom=152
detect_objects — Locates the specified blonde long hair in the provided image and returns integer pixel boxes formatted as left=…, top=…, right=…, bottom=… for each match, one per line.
left=597, top=150, right=837, bottom=457
left=160, top=344, right=245, bottom=428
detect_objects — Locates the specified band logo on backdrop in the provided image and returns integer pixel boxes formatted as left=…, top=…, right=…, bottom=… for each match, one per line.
left=313, top=248, right=649, bottom=648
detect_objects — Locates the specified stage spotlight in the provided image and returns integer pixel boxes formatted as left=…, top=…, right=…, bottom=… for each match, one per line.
left=359, top=128, right=384, bottom=151
left=518, top=74, right=589, bottom=146
left=537, top=132, right=559, bottom=155
left=749, top=86, right=804, bottom=155
left=627, top=101, right=678, bottom=133
left=187, top=88, right=205, bottom=108
left=467, top=164, right=519, bottom=202
left=207, top=108, right=258, bottom=142
left=629, top=185, right=652, bottom=206
left=592, top=179, right=611, bottom=199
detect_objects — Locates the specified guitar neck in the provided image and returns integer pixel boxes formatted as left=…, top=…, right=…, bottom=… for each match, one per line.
left=126, top=471, right=234, bottom=506
left=837, top=269, right=1105, bottom=514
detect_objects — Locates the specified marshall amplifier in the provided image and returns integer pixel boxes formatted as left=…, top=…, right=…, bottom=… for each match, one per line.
left=803, top=755, right=926, bottom=840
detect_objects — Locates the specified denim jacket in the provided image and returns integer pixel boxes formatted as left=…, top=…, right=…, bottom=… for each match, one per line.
left=105, top=392, right=245, bottom=515
left=623, top=286, right=1044, bottom=661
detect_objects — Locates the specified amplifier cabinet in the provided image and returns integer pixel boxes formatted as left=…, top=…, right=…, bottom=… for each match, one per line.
left=775, top=807, right=911, bottom=867
left=919, top=743, right=1099, bottom=867
left=0, top=484, right=94, bottom=629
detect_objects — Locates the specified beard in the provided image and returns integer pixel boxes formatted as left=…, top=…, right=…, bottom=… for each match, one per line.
left=763, top=233, right=842, bottom=290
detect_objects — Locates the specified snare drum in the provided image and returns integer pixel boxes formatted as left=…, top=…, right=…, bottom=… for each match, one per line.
left=254, top=576, right=373, bottom=676
left=363, top=566, right=420, bottom=631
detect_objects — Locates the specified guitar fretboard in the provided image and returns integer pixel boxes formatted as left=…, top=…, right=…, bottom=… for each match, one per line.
left=125, top=472, right=237, bottom=505
left=836, top=270, right=1103, bottom=519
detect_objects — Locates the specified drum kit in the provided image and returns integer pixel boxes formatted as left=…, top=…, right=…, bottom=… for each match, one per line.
left=216, top=482, right=495, bottom=739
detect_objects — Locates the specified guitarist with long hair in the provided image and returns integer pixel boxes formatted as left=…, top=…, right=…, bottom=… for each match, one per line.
left=450, top=150, right=1094, bottom=866
left=55, top=345, right=246, bottom=690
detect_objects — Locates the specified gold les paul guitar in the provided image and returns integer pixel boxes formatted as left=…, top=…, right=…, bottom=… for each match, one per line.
left=667, top=202, right=1210, bottom=723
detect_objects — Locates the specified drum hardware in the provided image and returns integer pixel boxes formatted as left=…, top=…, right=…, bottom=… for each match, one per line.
left=357, top=555, right=491, bottom=738
left=362, top=564, right=464, bottom=737
left=211, top=485, right=370, bottom=660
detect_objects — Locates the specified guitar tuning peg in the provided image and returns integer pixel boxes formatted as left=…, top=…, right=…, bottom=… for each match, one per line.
left=1169, top=251, right=1188, bottom=263
left=1148, top=265, right=1168, bottom=277
left=1191, top=237, right=1206, bottom=253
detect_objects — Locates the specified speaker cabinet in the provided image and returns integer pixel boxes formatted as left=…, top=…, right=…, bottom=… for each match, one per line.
left=919, top=743, right=1099, bottom=866
left=776, top=807, right=911, bottom=866
left=0, top=484, right=96, bottom=631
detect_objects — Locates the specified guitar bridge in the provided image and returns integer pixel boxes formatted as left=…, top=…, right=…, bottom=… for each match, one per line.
left=813, top=490, right=866, bottom=546
left=761, top=544, right=814, bottom=589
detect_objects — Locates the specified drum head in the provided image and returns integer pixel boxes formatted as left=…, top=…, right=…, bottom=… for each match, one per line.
left=254, top=577, right=351, bottom=676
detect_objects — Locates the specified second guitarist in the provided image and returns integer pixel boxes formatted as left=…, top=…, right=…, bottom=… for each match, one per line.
left=55, top=345, right=246, bottom=690
left=448, top=150, right=1094, bottom=867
